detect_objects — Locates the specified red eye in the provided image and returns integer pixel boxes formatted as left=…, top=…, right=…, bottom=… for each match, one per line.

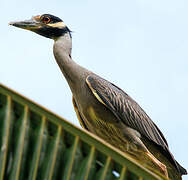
left=42, top=16, right=51, bottom=24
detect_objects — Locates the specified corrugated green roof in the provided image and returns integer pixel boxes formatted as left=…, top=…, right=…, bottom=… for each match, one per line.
left=0, top=84, right=168, bottom=180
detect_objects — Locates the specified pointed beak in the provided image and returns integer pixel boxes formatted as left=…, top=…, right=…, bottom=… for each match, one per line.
left=9, top=18, right=41, bottom=31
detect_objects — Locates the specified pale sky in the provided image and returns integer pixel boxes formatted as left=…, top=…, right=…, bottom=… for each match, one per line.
left=1, top=0, right=187, bottom=178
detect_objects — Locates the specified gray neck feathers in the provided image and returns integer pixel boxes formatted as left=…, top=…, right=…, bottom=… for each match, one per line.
left=53, top=33, right=72, bottom=57
left=53, top=32, right=90, bottom=93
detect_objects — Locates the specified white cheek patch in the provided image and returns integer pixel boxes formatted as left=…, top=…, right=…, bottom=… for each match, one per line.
left=48, top=22, right=66, bottom=28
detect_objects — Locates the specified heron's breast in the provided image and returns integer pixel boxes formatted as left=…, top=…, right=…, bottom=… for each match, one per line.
left=84, top=106, right=128, bottom=146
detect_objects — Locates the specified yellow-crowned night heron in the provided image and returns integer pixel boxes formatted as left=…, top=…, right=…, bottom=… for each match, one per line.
left=9, top=14, right=187, bottom=179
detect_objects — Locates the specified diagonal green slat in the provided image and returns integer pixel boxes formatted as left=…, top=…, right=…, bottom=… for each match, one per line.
left=28, top=116, right=46, bottom=180
left=83, top=146, right=96, bottom=180
left=100, top=156, right=112, bottom=180
left=9, top=105, right=29, bottom=180
left=40, top=125, right=62, bottom=180
left=63, top=136, right=80, bottom=180
left=74, top=145, right=96, bottom=180
left=0, top=96, right=12, bottom=180
left=46, top=126, right=62, bottom=180
left=119, top=166, right=127, bottom=180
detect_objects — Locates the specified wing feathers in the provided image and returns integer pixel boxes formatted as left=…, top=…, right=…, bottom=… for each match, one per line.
left=87, top=75, right=165, bottom=146
left=85, top=74, right=183, bottom=174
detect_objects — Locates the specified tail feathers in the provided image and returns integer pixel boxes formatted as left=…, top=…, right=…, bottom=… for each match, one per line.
left=176, top=160, right=187, bottom=175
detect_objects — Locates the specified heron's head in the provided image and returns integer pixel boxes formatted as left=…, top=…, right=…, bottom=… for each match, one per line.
left=9, top=14, right=71, bottom=39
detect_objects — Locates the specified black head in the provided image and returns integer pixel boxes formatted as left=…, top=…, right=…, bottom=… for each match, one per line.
left=9, top=14, right=71, bottom=39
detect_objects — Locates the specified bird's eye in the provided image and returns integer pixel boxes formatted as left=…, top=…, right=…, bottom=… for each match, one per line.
left=41, top=16, right=51, bottom=24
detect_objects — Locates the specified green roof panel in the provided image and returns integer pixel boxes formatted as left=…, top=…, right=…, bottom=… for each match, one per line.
left=0, top=84, right=168, bottom=180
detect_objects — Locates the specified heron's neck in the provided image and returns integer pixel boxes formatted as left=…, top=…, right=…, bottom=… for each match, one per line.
left=54, top=32, right=72, bottom=56
left=53, top=33, right=90, bottom=92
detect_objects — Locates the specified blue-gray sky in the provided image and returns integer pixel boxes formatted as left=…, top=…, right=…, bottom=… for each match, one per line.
left=1, top=0, right=188, bottom=178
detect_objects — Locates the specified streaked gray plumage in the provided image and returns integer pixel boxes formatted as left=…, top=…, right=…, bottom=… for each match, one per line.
left=10, top=14, right=187, bottom=180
